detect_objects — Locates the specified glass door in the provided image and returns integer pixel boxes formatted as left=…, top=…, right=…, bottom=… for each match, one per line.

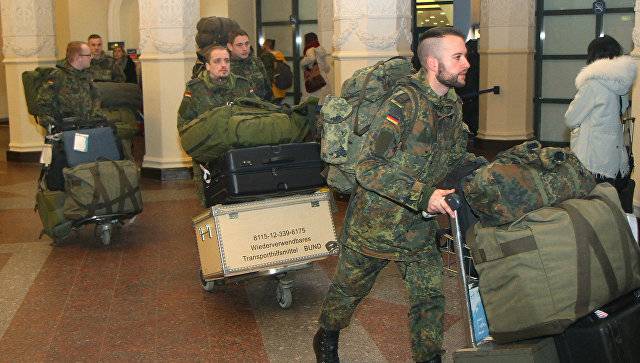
left=257, top=0, right=319, bottom=105
left=534, top=0, right=634, bottom=144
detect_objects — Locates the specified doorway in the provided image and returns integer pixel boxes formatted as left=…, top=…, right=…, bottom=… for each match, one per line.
left=256, top=0, right=319, bottom=105
left=534, top=0, right=634, bottom=144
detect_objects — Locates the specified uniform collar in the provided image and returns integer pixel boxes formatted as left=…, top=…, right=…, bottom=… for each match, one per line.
left=201, top=71, right=236, bottom=90
left=410, top=69, right=458, bottom=102
left=410, top=69, right=459, bottom=118
left=58, top=61, right=91, bottom=79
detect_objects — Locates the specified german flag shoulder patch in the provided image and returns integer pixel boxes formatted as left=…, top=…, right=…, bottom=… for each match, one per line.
left=183, top=91, right=192, bottom=98
left=46, top=80, right=54, bottom=85
left=386, top=114, right=399, bottom=126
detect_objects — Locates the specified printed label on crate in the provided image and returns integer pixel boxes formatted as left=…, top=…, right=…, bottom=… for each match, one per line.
left=213, top=194, right=338, bottom=276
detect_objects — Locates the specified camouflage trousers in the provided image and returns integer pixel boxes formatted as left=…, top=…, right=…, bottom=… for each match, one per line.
left=318, top=244, right=445, bottom=362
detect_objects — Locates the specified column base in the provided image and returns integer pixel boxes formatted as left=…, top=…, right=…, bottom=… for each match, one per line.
left=6, top=150, right=40, bottom=163
left=141, top=166, right=192, bottom=181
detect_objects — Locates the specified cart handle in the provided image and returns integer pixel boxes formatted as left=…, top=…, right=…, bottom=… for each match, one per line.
left=445, top=193, right=463, bottom=211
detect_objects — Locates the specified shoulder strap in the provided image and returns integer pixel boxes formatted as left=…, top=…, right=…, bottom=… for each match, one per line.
left=396, top=82, right=421, bottom=149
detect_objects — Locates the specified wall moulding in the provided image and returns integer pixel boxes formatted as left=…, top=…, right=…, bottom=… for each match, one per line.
left=332, top=50, right=413, bottom=60
left=2, top=56, right=57, bottom=64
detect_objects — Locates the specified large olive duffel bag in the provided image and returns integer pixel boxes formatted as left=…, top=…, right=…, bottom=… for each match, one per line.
left=178, top=97, right=313, bottom=163
left=464, top=140, right=596, bottom=227
left=63, top=159, right=143, bottom=220
left=469, top=183, right=640, bottom=343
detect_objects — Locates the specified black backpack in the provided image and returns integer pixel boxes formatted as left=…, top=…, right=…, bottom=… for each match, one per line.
left=273, top=60, right=293, bottom=90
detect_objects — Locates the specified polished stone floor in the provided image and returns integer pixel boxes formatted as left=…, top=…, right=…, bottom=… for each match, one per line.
left=0, top=126, right=475, bottom=362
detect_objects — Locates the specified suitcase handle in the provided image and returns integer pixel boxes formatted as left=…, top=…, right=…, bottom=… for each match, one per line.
left=264, top=156, right=295, bottom=164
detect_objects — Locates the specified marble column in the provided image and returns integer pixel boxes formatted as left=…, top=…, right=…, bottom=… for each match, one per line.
left=1, top=0, right=56, bottom=161
left=138, top=0, right=199, bottom=180
left=332, top=0, right=412, bottom=95
left=477, top=0, right=535, bottom=141
left=629, top=0, right=640, bottom=214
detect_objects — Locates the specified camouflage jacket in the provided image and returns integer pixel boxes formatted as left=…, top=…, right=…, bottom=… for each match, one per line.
left=230, top=54, right=273, bottom=101
left=35, top=61, right=105, bottom=124
left=177, top=71, right=255, bottom=129
left=342, top=69, right=476, bottom=261
left=89, top=53, right=125, bottom=82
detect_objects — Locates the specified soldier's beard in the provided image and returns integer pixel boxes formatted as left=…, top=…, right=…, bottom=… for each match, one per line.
left=436, top=61, right=465, bottom=88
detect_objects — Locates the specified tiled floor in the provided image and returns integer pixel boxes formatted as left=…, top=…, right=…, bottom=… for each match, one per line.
left=0, top=127, right=476, bottom=362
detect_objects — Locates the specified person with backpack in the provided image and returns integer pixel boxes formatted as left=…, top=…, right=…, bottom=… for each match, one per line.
left=35, top=41, right=107, bottom=128
left=177, top=45, right=256, bottom=205
left=260, top=39, right=292, bottom=104
left=301, top=32, right=331, bottom=105
left=314, top=27, right=482, bottom=363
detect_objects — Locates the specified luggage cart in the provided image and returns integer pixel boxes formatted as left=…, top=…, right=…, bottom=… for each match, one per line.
left=194, top=192, right=338, bottom=310
left=441, top=194, right=488, bottom=347
left=39, top=122, right=141, bottom=247
left=200, top=262, right=314, bottom=309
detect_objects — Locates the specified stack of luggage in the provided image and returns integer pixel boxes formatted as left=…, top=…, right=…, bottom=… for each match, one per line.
left=35, top=118, right=143, bottom=245
left=459, top=140, right=640, bottom=361
left=178, top=96, right=323, bottom=207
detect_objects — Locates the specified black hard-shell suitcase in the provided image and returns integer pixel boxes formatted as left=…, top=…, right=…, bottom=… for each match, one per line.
left=203, top=142, right=325, bottom=206
left=554, top=289, right=640, bottom=363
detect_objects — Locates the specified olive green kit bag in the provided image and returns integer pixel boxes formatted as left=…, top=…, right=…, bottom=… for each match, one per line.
left=63, top=159, right=142, bottom=220
left=469, top=183, right=640, bottom=343
left=35, top=188, right=72, bottom=239
left=320, top=57, right=414, bottom=193
left=178, top=97, right=314, bottom=163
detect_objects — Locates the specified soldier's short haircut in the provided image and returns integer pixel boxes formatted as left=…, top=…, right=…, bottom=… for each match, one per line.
left=66, top=41, right=87, bottom=61
left=228, top=29, right=249, bottom=44
left=416, top=27, right=465, bottom=69
left=204, top=45, right=229, bottom=62
left=87, top=34, right=102, bottom=41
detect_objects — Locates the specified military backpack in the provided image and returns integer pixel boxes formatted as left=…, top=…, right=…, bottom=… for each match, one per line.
left=319, top=56, right=415, bottom=193
left=21, top=67, right=57, bottom=117
left=273, top=60, right=293, bottom=90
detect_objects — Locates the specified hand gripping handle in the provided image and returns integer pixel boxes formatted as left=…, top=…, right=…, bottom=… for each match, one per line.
left=445, top=193, right=463, bottom=211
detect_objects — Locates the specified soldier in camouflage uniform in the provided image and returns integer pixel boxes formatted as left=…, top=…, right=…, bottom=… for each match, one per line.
left=36, top=41, right=106, bottom=128
left=227, top=29, right=273, bottom=101
left=177, top=45, right=256, bottom=205
left=314, top=27, right=480, bottom=363
left=87, top=34, right=125, bottom=82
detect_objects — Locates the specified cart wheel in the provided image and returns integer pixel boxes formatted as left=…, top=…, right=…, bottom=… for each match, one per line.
left=200, top=270, right=223, bottom=292
left=276, top=283, right=293, bottom=309
left=95, top=223, right=112, bottom=246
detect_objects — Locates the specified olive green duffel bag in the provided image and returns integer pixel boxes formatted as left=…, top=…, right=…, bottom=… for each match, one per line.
left=469, top=183, right=640, bottom=343
left=35, top=188, right=72, bottom=240
left=63, top=159, right=143, bottom=220
left=178, top=97, right=313, bottom=163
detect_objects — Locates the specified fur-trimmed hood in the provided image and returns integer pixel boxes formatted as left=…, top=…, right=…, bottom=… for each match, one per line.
left=575, top=55, right=637, bottom=95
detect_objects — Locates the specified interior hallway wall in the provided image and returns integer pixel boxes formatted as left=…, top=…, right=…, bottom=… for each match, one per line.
left=0, top=15, right=8, bottom=119
left=55, top=0, right=108, bottom=57
left=229, top=0, right=257, bottom=42
left=201, top=0, right=229, bottom=17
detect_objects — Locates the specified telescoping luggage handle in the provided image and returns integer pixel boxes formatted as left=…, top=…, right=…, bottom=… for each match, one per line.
left=445, top=193, right=484, bottom=347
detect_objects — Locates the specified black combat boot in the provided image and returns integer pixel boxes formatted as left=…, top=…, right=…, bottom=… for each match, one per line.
left=417, top=354, right=442, bottom=363
left=313, top=328, right=340, bottom=363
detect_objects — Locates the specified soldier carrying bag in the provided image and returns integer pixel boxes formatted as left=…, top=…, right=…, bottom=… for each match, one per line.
left=469, top=183, right=640, bottom=343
